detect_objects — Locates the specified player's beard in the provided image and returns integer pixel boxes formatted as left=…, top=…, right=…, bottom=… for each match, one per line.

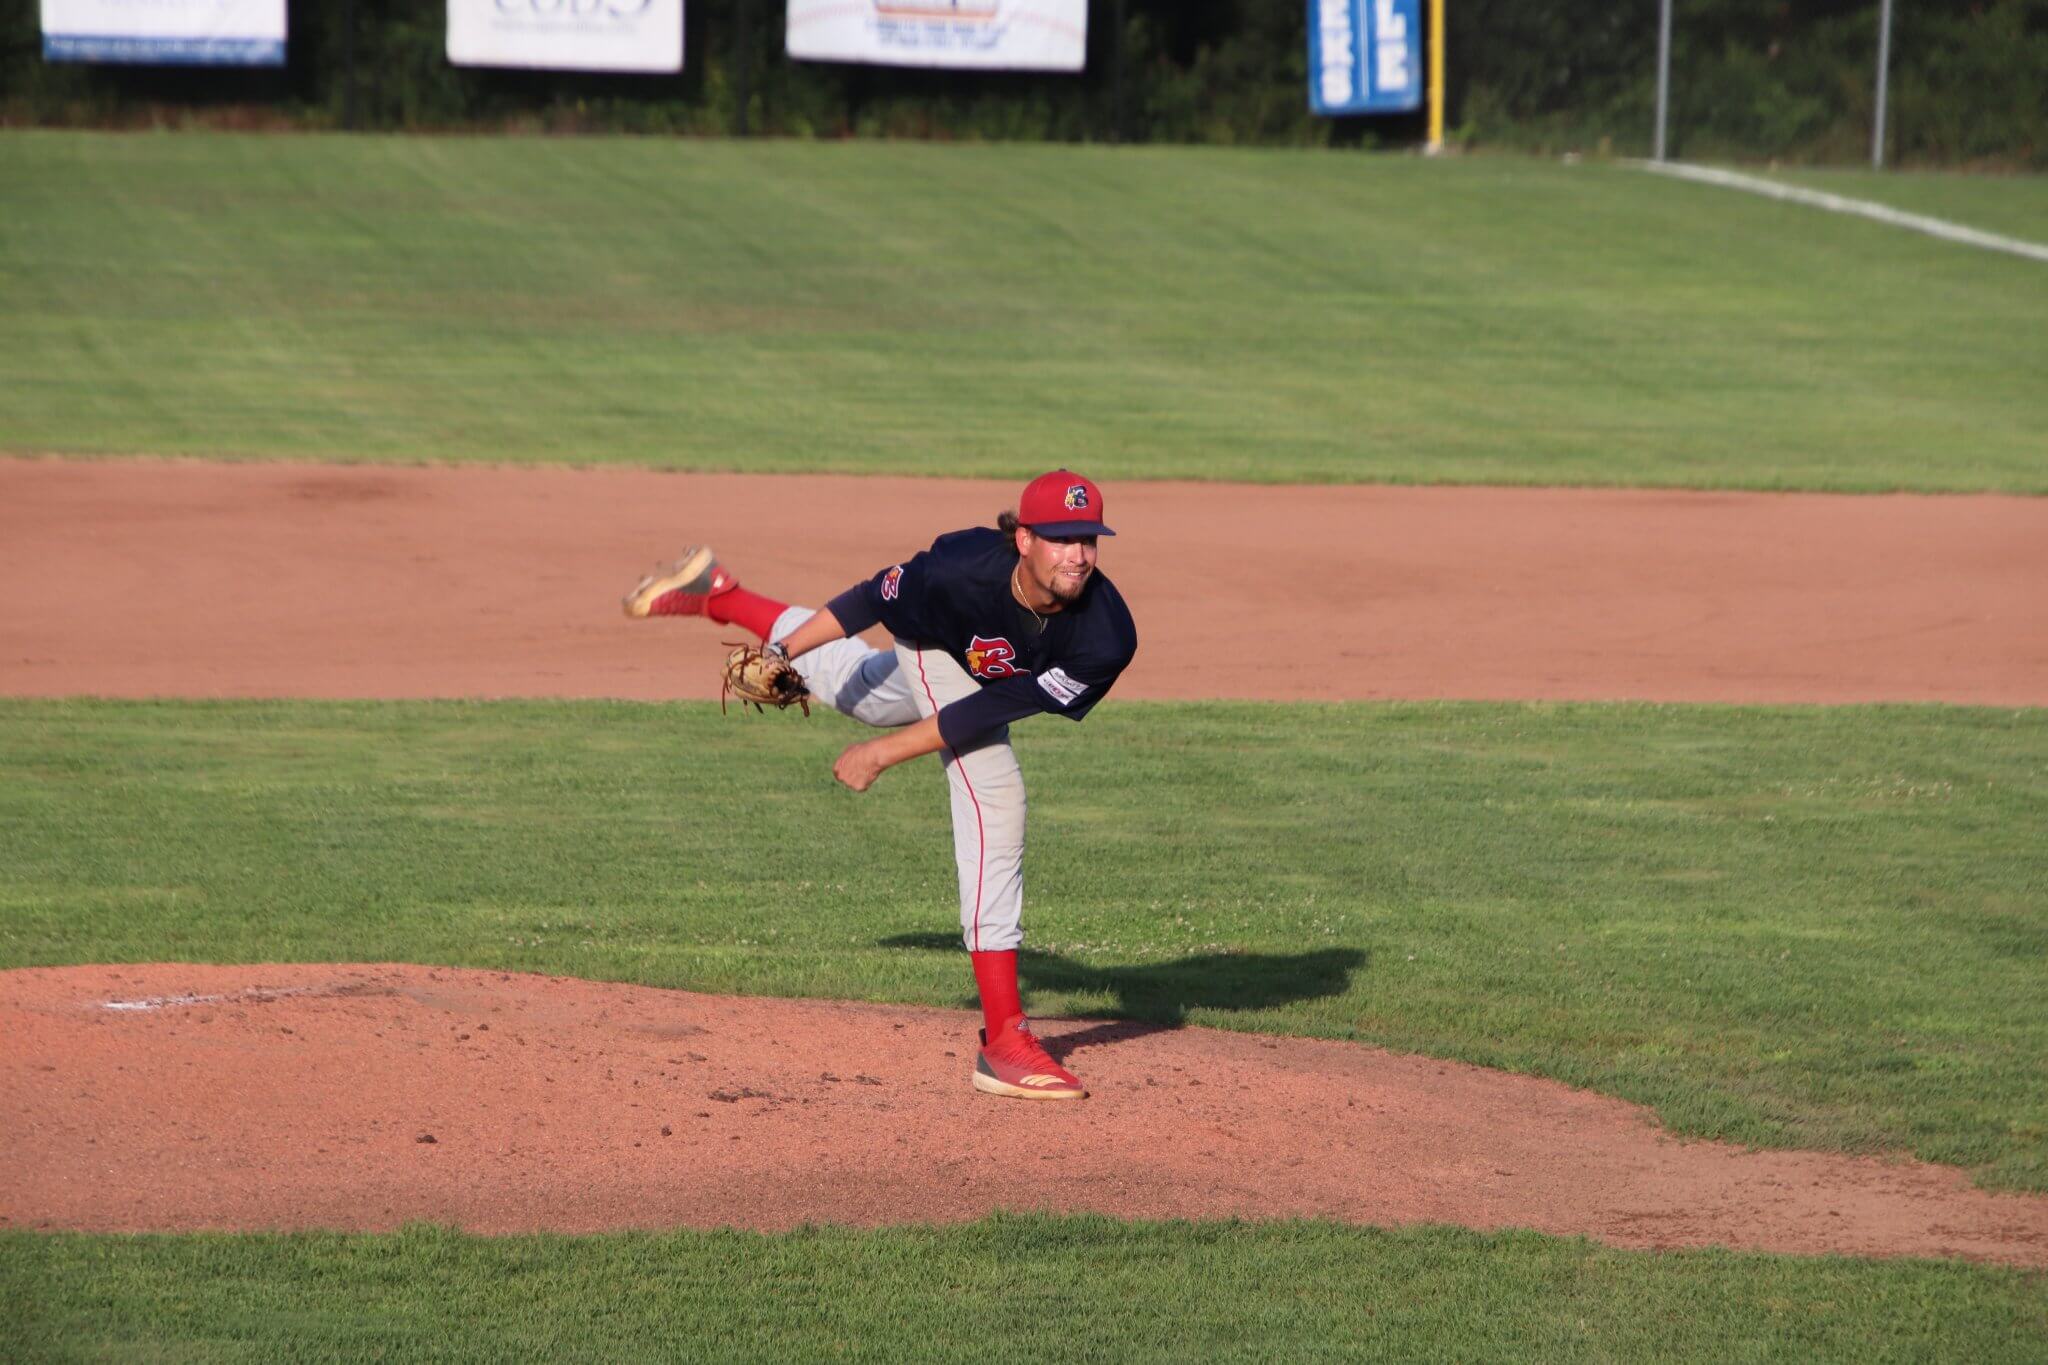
left=1041, top=562, right=1091, bottom=603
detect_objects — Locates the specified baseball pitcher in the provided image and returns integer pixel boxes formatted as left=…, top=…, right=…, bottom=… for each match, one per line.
left=625, top=470, right=1138, bottom=1100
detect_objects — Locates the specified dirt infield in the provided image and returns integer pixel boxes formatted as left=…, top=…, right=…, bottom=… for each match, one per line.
left=5, top=456, right=2046, bottom=1258
left=7, top=964, right=2047, bottom=1265
left=3, top=456, right=2044, bottom=705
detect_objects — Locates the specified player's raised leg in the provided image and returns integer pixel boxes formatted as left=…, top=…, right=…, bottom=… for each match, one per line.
left=622, top=545, right=785, bottom=640
left=624, top=551, right=920, bottom=728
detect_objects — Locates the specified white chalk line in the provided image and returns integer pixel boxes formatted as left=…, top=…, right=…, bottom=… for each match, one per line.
left=1633, top=161, right=2048, bottom=265
left=101, top=993, right=222, bottom=1011
left=99, top=986, right=315, bottom=1012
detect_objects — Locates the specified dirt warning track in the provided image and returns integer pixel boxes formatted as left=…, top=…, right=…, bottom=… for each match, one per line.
left=3, top=456, right=2043, bottom=705
left=7, top=964, right=2048, bottom=1264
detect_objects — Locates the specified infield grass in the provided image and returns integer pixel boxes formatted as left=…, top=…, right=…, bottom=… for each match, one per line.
left=6, top=1218, right=2045, bottom=1363
left=3, top=698, right=2043, bottom=1191
left=2, top=133, right=2044, bottom=492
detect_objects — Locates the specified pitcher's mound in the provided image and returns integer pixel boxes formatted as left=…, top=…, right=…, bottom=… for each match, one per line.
left=5, top=963, right=2044, bottom=1264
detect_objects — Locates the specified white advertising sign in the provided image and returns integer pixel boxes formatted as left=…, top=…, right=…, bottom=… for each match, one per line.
left=787, top=1, right=1087, bottom=73
left=41, top=0, right=286, bottom=65
left=448, top=0, right=684, bottom=73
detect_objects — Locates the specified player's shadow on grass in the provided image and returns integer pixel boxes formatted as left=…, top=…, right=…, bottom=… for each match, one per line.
left=877, top=933, right=1368, bottom=1060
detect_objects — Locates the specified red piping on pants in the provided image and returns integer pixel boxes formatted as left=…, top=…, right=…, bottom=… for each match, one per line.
left=915, top=646, right=986, bottom=953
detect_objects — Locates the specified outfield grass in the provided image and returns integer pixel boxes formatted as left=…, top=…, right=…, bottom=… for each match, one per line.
left=1758, top=166, right=2048, bottom=246
left=7, top=1217, right=2046, bottom=1364
left=3, top=698, right=2042, bottom=1191
left=1, top=133, right=2043, bottom=492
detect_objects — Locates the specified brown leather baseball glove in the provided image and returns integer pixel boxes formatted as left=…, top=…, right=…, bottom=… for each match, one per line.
left=721, top=642, right=810, bottom=715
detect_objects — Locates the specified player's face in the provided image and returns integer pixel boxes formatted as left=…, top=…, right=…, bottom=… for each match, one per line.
left=1020, top=530, right=1098, bottom=603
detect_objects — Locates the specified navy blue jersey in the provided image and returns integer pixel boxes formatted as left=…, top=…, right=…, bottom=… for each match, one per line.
left=825, top=527, right=1138, bottom=748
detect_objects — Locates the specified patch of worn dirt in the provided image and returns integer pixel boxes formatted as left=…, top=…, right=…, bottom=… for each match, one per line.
left=3, top=457, right=2043, bottom=705
left=4, top=964, right=2045, bottom=1264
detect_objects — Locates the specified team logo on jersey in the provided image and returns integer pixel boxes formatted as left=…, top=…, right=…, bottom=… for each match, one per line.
left=965, top=635, right=1023, bottom=679
left=880, top=565, right=904, bottom=601
left=1063, top=484, right=1090, bottom=511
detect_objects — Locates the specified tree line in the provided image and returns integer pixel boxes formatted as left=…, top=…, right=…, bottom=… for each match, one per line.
left=2, top=0, right=2040, bottom=166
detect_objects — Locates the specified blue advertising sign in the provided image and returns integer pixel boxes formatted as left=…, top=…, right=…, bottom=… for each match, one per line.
left=1307, top=0, right=1421, bottom=115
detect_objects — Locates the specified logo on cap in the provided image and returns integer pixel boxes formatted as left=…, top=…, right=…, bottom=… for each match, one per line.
left=1017, top=469, right=1112, bottom=536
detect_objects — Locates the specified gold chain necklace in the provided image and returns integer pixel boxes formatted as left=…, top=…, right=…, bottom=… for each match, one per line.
left=1012, top=564, right=1049, bottom=633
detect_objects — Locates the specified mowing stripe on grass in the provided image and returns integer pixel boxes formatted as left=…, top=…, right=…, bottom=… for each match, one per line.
left=1636, top=161, right=2048, bottom=264
left=4, top=135, right=2044, bottom=490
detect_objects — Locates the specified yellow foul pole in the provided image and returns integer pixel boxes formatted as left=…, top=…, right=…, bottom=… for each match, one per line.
left=1426, top=0, right=1446, bottom=153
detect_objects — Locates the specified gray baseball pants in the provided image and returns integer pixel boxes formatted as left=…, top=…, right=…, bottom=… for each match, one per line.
left=770, top=607, right=1025, bottom=953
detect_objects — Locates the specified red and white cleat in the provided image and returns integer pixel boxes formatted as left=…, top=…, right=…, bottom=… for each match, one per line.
left=973, top=1015, right=1086, bottom=1100
left=622, top=546, right=740, bottom=619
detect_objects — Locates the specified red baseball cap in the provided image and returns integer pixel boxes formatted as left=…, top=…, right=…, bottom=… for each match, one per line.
left=1017, top=470, right=1115, bottom=537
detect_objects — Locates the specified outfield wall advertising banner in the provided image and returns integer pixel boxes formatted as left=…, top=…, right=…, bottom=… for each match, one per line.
left=786, top=1, right=1087, bottom=73
left=1307, top=0, right=1420, bottom=115
left=448, top=0, right=684, bottom=73
left=41, top=0, right=285, bottom=66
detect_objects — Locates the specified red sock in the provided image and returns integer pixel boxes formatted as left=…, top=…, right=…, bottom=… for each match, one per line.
left=706, top=586, right=788, bottom=642
left=970, top=950, right=1024, bottom=1038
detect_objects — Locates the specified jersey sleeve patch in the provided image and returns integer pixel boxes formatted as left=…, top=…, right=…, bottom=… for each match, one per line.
left=880, top=565, right=904, bottom=601
left=1036, top=667, right=1090, bottom=707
